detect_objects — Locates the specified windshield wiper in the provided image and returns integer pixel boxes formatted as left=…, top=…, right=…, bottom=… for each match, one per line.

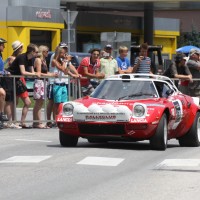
left=118, top=92, right=153, bottom=101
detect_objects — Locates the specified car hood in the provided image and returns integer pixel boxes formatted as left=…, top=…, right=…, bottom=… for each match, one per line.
left=69, top=97, right=165, bottom=122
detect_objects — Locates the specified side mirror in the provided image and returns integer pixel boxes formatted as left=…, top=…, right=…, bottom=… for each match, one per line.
left=166, top=89, right=174, bottom=96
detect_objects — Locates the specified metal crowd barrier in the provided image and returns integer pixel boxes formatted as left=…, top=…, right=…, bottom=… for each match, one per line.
left=0, top=75, right=199, bottom=124
left=0, top=74, right=82, bottom=124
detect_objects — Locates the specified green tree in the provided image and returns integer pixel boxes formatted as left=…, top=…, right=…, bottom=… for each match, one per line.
left=177, top=24, right=200, bottom=47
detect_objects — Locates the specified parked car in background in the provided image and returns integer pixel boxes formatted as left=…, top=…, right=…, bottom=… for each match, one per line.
left=56, top=73, right=200, bottom=151
left=26, top=78, right=34, bottom=97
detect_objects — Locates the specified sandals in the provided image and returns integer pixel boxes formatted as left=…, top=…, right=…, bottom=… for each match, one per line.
left=20, top=124, right=32, bottom=129
left=46, top=122, right=53, bottom=128
left=46, top=122, right=57, bottom=128
left=19, top=122, right=54, bottom=129
left=33, top=123, right=50, bottom=129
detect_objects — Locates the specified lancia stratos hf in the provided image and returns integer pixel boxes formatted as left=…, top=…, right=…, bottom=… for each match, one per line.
left=56, top=74, right=200, bottom=150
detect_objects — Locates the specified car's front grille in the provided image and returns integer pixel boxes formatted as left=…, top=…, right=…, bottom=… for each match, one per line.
left=78, top=124, right=125, bottom=135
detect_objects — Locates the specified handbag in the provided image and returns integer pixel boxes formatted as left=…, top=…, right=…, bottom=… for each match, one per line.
left=16, top=79, right=27, bottom=95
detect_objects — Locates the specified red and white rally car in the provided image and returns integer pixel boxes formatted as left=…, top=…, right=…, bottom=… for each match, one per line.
left=56, top=74, right=200, bottom=150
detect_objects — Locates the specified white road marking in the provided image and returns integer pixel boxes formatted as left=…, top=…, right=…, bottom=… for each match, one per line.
left=15, top=139, right=52, bottom=143
left=155, top=159, right=200, bottom=169
left=0, top=156, right=52, bottom=163
left=77, top=156, right=124, bottom=166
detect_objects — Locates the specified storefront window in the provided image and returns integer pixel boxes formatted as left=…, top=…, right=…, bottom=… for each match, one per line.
left=77, top=33, right=100, bottom=52
left=30, top=30, right=52, bottom=50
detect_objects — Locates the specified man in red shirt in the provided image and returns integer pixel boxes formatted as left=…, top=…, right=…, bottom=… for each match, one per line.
left=78, top=48, right=105, bottom=96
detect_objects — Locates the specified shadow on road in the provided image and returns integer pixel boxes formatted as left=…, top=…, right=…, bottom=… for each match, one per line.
left=47, top=140, right=179, bottom=151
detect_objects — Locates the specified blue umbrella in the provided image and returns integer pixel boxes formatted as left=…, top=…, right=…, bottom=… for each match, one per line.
left=176, top=45, right=200, bottom=53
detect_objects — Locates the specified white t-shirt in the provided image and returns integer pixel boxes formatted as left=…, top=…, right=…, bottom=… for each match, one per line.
left=48, top=53, right=70, bottom=84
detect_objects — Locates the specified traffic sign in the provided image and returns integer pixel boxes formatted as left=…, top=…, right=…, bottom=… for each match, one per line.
left=61, top=11, right=78, bottom=25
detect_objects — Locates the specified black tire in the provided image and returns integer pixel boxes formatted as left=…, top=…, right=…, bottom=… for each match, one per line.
left=150, top=113, right=168, bottom=150
left=59, top=131, right=78, bottom=147
left=178, top=112, right=200, bottom=147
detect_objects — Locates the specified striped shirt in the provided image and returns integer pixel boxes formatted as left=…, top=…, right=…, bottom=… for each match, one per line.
left=134, top=56, right=151, bottom=74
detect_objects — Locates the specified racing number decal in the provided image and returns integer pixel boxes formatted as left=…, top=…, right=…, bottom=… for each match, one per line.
left=172, top=100, right=183, bottom=129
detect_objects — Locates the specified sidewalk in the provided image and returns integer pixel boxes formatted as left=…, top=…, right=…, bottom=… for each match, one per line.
left=15, top=108, right=50, bottom=124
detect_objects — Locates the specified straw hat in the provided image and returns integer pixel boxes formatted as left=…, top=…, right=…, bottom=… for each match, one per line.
left=12, top=40, right=23, bottom=52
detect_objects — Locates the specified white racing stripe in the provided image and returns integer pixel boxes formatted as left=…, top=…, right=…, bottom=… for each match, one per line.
left=77, top=156, right=124, bottom=166
left=15, top=139, right=52, bottom=143
left=0, top=156, right=52, bottom=163
left=155, top=159, right=200, bottom=169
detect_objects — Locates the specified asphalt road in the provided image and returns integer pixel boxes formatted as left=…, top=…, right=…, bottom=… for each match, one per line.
left=1, top=128, right=200, bottom=200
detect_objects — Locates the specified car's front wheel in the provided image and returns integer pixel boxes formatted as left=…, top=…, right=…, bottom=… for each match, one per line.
left=178, top=112, right=200, bottom=147
left=150, top=113, right=168, bottom=150
left=59, top=131, right=78, bottom=147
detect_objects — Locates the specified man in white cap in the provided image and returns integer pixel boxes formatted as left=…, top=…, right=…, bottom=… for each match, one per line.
left=100, top=44, right=120, bottom=79
left=187, top=48, right=200, bottom=100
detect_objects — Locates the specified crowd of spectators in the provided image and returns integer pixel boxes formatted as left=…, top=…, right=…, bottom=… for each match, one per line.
left=0, top=38, right=200, bottom=129
left=0, top=38, right=80, bottom=129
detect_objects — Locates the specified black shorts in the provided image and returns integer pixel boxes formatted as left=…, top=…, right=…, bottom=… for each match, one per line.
left=1, top=77, right=14, bottom=102
left=0, top=78, right=2, bottom=88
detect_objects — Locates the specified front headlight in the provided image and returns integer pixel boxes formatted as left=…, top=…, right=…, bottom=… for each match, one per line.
left=63, top=103, right=74, bottom=116
left=133, top=104, right=146, bottom=117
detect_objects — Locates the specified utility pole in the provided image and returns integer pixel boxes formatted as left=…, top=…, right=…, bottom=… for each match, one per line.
left=67, top=9, right=71, bottom=53
left=61, top=9, right=78, bottom=53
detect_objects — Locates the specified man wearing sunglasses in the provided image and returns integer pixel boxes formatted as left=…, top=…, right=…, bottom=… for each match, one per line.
left=7, top=43, right=40, bottom=128
left=78, top=48, right=105, bottom=96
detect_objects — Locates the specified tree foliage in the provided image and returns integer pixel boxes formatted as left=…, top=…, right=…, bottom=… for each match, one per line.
left=177, top=24, right=200, bottom=47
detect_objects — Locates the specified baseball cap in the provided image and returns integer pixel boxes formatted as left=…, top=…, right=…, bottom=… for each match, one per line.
left=59, top=42, right=68, bottom=48
left=105, top=44, right=112, bottom=49
left=174, top=53, right=187, bottom=63
left=0, top=38, right=7, bottom=44
left=189, top=48, right=200, bottom=56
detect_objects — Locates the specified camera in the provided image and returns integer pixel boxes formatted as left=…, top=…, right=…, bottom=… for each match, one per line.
left=103, top=52, right=110, bottom=57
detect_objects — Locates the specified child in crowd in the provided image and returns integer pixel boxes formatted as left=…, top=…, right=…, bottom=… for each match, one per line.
left=133, top=43, right=152, bottom=74
left=116, top=46, right=133, bottom=74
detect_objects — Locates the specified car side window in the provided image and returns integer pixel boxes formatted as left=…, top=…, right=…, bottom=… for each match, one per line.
left=155, top=81, right=171, bottom=98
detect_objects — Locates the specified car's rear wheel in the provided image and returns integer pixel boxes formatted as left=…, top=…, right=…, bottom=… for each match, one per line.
left=150, top=113, right=168, bottom=150
left=59, top=131, right=78, bottom=147
left=178, top=112, right=200, bottom=147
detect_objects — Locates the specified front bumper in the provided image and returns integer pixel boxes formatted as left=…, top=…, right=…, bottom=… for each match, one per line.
left=57, top=119, right=157, bottom=140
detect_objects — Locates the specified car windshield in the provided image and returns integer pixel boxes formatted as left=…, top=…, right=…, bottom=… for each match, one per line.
left=91, top=80, right=158, bottom=100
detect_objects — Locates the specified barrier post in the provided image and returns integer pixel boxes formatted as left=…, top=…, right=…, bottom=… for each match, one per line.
left=13, top=76, right=17, bottom=121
